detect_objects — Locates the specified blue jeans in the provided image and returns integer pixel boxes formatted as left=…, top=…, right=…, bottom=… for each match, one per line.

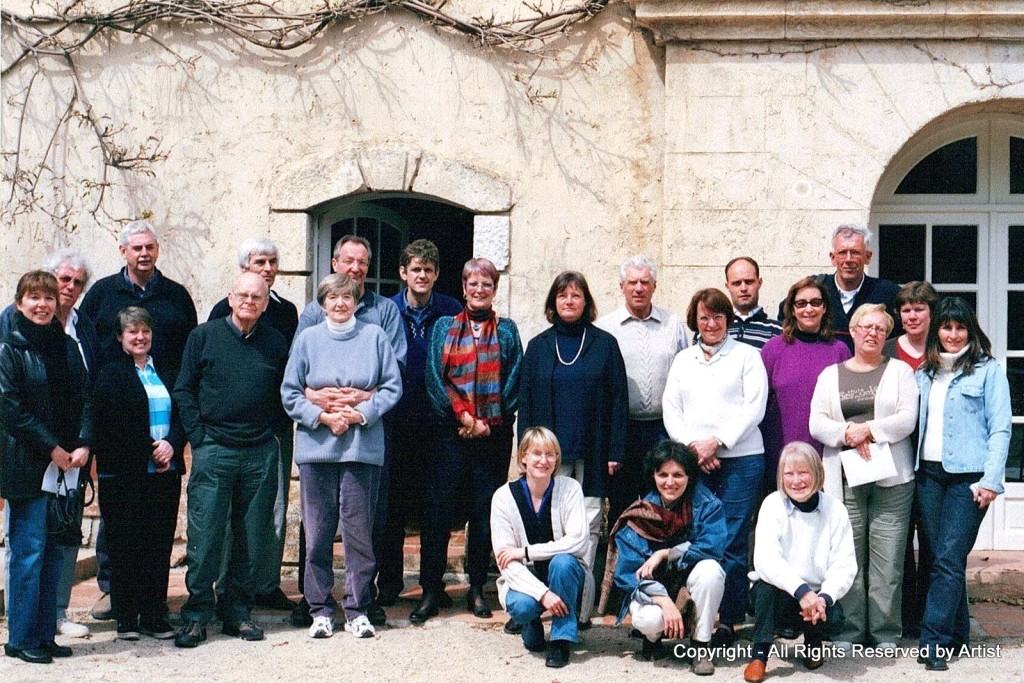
left=917, top=461, right=988, bottom=651
left=704, top=453, right=764, bottom=626
left=504, top=554, right=585, bottom=646
left=7, top=496, right=65, bottom=649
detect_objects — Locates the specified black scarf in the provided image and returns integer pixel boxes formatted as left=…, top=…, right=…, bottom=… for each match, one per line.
left=14, top=311, right=83, bottom=448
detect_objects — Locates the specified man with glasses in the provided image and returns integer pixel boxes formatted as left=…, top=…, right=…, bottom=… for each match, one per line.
left=172, top=273, right=289, bottom=647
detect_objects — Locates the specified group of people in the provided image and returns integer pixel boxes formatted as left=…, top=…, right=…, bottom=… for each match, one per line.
left=0, top=223, right=1011, bottom=677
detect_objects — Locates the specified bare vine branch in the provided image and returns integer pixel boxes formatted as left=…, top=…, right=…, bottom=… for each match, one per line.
left=1, top=0, right=609, bottom=228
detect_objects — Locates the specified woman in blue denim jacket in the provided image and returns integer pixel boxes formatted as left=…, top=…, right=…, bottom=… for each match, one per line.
left=914, top=297, right=1011, bottom=671
left=599, top=440, right=726, bottom=673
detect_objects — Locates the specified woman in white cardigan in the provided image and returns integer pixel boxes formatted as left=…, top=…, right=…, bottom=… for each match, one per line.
left=809, top=303, right=918, bottom=650
left=491, top=427, right=591, bottom=669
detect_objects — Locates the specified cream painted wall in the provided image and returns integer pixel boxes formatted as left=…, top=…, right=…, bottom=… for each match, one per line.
left=659, top=40, right=1024, bottom=316
left=1, top=3, right=665, bottom=342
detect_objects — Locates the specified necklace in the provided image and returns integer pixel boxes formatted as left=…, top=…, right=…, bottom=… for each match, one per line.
left=555, top=327, right=586, bottom=366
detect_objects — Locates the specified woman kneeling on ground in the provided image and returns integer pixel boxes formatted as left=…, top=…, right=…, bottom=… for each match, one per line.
left=490, top=427, right=592, bottom=669
left=743, top=441, right=857, bottom=683
left=601, top=439, right=726, bottom=675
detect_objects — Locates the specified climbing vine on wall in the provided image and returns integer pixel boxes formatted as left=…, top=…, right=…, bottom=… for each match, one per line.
left=1, top=0, right=610, bottom=226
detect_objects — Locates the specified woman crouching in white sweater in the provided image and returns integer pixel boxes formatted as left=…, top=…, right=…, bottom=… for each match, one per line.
left=743, top=441, right=857, bottom=683
left=490, top=427, right=592, bottom=669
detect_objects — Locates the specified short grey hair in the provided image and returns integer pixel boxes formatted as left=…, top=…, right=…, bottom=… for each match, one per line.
left=43, top=248, right=92, bottom=287
left=237, top=237, right=279, bottom=269
left=618, top=255, right=659, bottom=284
left=832, top=224, right=872, bottom=247
left=316, top=273, right=361, bottom=306
left=119, top=220, right=158, bottom=246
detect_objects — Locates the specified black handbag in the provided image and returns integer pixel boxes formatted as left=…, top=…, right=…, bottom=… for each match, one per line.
left=46, top=470, right=92, bottom=547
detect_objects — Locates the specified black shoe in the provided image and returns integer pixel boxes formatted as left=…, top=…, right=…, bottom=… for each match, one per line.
left=467, top=586, right=492, bottom=619
left=289, top=598, right=313, bottom=628
left=504, top=618, right=524, bottom=635
left=174, top=620, right=207, bottom=648
left=117, top=620, right=141, bottom=641
left=711, top=625, right=735, bottom=648
left=409, top=592, right=443, bottom=625
left=4, top=644, right=53, bottom=664
left=923, top=655, right=949, bottom=671
left=367, top=603, right=387, bottom=627
left=577, top=619, right=592, bottom=631
left=222, top=619, right=264, bottom=641
left=42, top=641, right=72, bottom=658
left=254, top=588, right=297, bottom=611
left=545, top=640, right=571, bottom=668
left=776, top=626, right=800, bottom=639
left=139, top=616, right=176, bottom=640
left=640, top=638, right=666, bottom=661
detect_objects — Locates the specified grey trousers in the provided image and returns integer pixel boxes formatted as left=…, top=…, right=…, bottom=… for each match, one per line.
left=299, top=461, right=380, bottom=621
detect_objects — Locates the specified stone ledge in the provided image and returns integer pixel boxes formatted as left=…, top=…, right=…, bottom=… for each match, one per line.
left=632, top=0, right=1024, bottom=44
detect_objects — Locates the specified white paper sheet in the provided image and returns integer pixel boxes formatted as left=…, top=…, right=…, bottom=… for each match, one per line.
left=839, top=441, right=897, bottom=487
left=41, top=462, right=80, bottom=495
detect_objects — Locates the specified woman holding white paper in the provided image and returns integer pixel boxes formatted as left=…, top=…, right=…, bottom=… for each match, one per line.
left=809, top=303, right=918, bottom=650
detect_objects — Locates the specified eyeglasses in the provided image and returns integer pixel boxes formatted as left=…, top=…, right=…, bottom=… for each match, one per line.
left=231, top=293, right=266, bottom=302
left=697, top=314, right=727, bottom=325
left=793, top=298, right=824, bottom=309
left=855, top=324, right=887, bottom=336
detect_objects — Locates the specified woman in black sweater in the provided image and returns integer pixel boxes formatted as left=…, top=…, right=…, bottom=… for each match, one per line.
left=92, top=307, right=185, bottom=641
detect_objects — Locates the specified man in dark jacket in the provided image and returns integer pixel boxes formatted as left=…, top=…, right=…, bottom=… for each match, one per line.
left=172, top=272, right=288, bottom=648
left=80, top=220, right=197, bottom=387
left=779, top=224, right=900, bottom=352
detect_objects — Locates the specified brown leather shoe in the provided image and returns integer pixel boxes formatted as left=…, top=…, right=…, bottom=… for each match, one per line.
left=743, top=659, right=767, bottom=683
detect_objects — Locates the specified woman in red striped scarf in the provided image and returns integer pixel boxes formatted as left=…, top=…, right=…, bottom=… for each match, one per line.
left=420, top=258, right=523, bottom=623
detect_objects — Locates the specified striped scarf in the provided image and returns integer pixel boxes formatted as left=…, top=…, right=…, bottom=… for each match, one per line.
left=441, top=308, right=503, bottom=425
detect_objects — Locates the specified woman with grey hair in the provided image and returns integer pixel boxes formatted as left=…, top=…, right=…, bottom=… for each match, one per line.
left=92, top=306, right=185, bottom=641
left=810, top=303, right=918, bottom=652
left=281, top=274, right=402, bottom=639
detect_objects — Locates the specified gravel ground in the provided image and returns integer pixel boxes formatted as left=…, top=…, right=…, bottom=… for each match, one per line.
left=2, top=616, right=1022, bottom=682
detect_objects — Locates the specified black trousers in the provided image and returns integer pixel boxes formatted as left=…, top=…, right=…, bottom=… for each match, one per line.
left=98, top=472, right=181, bottom=623
left=750, top=580, right=844, bottom=646
left=419, top=423, right=513, bottom=592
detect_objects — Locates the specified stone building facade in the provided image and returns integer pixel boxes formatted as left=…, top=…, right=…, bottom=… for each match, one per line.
left=2, top=1, right=1022, bottom=551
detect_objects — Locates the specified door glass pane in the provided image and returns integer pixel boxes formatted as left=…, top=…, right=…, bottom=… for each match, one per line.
left=1011, top=225, right=1024, bottom=284
left=379, top=224, right=402, bottom=284
left=878, top=224, right=926, bottom=283
left=939, top=291, right=977, bottom=311
left=1008, top=358, right=1024, bottom=417
left=1011, top=136, right=1024, bottom=194
left=932, top=225, right=977, bottom=284
left=1008, top=424, right=1023, bottom=484
left=1008, top=293, right=1024, bottom=351
left=895, top=137, right=977, bottom=194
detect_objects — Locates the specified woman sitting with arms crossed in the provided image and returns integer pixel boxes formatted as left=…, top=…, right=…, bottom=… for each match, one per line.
left=490, top=427, right=591, bottom=669
left=743, top=442, right=856, bottom=682
left=601, top=440, right=726, bottom=674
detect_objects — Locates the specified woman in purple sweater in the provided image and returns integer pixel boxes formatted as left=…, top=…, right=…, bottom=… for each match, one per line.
left=760, top=277, right=851, bottom=485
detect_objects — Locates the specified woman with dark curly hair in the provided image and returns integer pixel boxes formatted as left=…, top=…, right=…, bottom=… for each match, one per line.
left=602, top=440, right=726, bottom=673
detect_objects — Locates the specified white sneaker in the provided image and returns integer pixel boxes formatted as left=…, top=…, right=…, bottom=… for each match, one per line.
left=344, top=614, right=375, bottom=639
left=832, top=641, right=854, bottom=654
left=309, top=616, right=333, bottom=639
left=57, top=617, right=89, bottom=637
